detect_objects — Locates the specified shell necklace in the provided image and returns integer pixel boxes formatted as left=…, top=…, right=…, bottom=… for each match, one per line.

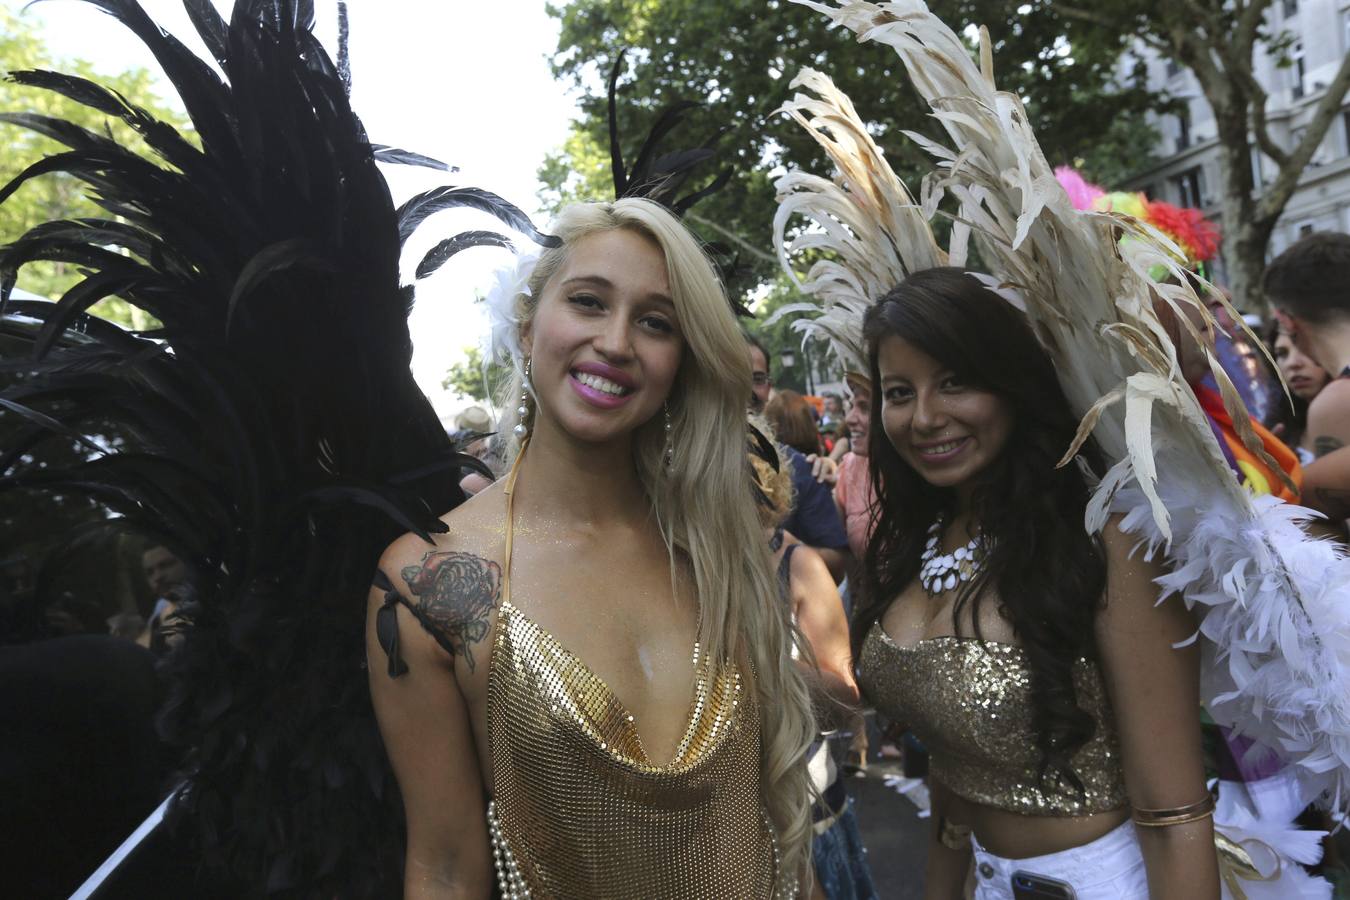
left=919, top=517, right=986, bottom=595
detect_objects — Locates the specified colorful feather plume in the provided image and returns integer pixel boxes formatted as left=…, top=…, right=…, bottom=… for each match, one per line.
left=1053, top=166, right=1220, bottom=265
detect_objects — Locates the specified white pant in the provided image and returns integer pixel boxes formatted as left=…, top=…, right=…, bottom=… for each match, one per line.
left=971, top=819, right=1148, bottom=900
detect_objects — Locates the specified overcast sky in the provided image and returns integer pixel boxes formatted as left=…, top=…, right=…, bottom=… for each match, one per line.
left=10, top=0, right=577, bottom=422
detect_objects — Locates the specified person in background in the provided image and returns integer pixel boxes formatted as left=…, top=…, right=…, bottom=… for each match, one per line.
left=1269, top=324, right=1332, bottom=465
left=748, top=338, right=850, bottom=582
left=453, top=406, right=493, bottom=458
left=138, top=544, right=192, bottom=654
left=746, top=332, right=775, bottom=414
left=767, top=389, right=826, bottom=457
left=820, top=392, right=845, bottom=432
left=750, top=445, right=878, bottom=900
left=1265, top=232, right=1350, bottom=522
left=1267, top=233, right=1350, bottom=463
left=453, top=406, right=498, bottom=497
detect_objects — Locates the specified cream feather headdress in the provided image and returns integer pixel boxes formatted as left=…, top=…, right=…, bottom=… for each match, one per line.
left=775, top=0, right=1350, bottom=831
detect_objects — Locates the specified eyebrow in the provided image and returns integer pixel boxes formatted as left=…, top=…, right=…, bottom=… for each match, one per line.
left=560, top=275, right=674, bottom=308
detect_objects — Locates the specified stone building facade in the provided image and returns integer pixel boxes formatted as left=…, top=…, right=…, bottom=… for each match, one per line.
left=1125, top=0, right=1350, bottom=283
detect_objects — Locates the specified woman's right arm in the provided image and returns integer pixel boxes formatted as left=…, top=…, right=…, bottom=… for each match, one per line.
left=366, top=547, right=492, bottom=900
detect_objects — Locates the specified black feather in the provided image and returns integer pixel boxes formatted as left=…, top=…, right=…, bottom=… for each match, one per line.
left=396, top=185, right=559, bottom=249
left=604, top=50, right=742, bottom=313
left=416, top=230, right=514, bottom=280
left=371, top=144, right=455, bottom=172
left=0, top=1, right=556, bottom=894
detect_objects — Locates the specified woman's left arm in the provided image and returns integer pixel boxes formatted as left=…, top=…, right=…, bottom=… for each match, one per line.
left=1096, top=518, right=1220, bottom=900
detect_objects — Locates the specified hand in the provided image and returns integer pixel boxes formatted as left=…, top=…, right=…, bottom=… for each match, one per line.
left=806, top=454, right=838, bottom=485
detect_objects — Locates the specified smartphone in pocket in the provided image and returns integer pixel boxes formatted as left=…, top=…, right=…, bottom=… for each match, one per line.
left=1011, top=870, right=1076, bottom=900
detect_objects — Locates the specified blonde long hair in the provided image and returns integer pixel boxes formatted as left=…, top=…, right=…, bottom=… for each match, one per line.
left=496, top=198, right=816, bottom=883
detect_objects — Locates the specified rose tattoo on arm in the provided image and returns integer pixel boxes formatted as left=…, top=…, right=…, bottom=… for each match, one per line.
left=401, top=552, right=502, bottom=673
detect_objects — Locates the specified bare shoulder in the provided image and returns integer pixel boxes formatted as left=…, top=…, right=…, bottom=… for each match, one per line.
left=1307, top=380, right=1350, bottom=457
left=372, top=480, right=509, bottom=674
left=1098, top=514, right=1159, bottom=565
left=1097, top=514, right=1193, bottom=638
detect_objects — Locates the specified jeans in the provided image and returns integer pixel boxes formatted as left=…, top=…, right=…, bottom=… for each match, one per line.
left=812, top=798, right=879, bottom=900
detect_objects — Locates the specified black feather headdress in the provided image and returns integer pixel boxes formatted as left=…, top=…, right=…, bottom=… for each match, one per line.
left=0, top=0, right=553, bottom=895
left=604, top=51, right=750, bottom=317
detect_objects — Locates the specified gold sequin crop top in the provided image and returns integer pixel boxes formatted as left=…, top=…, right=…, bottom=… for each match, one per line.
left=484, top=447, right=784, bottom=899
left=857, top=625, right=1128, bottom=817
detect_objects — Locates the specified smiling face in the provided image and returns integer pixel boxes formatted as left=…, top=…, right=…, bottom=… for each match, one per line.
left=522, top=228, right=684, bottom=447
left=843, top=377, right=872, bottom=457
left=1274, top=330, right=1330, bottom=400
left=876, top=334, right=1012, bottom=491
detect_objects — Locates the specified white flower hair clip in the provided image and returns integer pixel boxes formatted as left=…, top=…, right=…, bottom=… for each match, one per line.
left=482, top=250, right=540, bottom=371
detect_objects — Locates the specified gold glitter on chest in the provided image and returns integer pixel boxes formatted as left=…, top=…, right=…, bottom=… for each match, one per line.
left=485, top=601, right=779, bottom=898
left=858, top=626, right=1128, bottom=816
left=484, top=443, right=783, bottom=898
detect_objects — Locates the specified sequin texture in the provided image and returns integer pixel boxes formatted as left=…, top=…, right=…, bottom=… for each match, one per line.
left=858, top=627, right=1127, bottom=816
left=485, top=599, right=783, bottom=898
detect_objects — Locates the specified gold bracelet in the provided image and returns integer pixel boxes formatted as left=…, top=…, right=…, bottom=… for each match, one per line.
left=937, top=815, right=972, bottom=849
left=1132, top=794, right=1215, bottom=827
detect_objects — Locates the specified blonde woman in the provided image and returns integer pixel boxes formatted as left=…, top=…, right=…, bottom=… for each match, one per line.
left=367, top=198, right=815, bottom=899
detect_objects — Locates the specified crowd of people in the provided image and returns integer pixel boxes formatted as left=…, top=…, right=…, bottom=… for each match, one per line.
left=7, top=2, right=1350, bottom=900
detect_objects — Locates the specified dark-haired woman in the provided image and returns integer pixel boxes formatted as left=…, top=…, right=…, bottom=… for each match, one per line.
left=854, top=269, right=1219, bottom=899
left=1270, top=325, right=1332, bottom=464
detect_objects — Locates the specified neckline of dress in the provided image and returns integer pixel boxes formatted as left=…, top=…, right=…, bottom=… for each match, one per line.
left=494, top=440, right=719, bottom=771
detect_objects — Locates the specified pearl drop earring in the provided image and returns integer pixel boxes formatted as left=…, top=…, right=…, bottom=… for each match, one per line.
left=513, top=356, right=532, bottom=439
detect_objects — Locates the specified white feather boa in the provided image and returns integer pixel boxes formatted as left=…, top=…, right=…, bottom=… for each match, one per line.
left=1112, top=481, right=1350, bottom=808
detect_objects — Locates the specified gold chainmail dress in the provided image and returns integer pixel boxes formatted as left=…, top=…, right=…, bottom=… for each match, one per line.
left=858, top=626, right=1127, bottom=816
left=485, top=450, right=783, bottom=899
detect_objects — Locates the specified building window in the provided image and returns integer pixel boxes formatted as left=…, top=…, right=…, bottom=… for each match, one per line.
left=1176, top=107, right=1191, bottom=151
left=1250, top=146, right=1264, bottom=186
left=1165, top=57, right=1181, bottom=78
left=1282, top=0, right=1298, bottom=17
left=1343, top=110, right=1350, bottom=157
left=1173, top=167, right=1204, bottom=208
left=1291, top=41, right=1306, bottom=100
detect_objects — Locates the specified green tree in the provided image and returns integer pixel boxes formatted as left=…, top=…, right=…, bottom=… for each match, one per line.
left=1057, top=0, right=1350, bottom=311
left=543, top=0, right=1164, bottom=303
left=442, top=346, right=509, bottom=403
left=0, top=8, right=193, bottom=328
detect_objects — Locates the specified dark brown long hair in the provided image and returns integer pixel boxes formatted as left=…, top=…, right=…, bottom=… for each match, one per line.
left=856, top=268, right=1108, bottom=794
